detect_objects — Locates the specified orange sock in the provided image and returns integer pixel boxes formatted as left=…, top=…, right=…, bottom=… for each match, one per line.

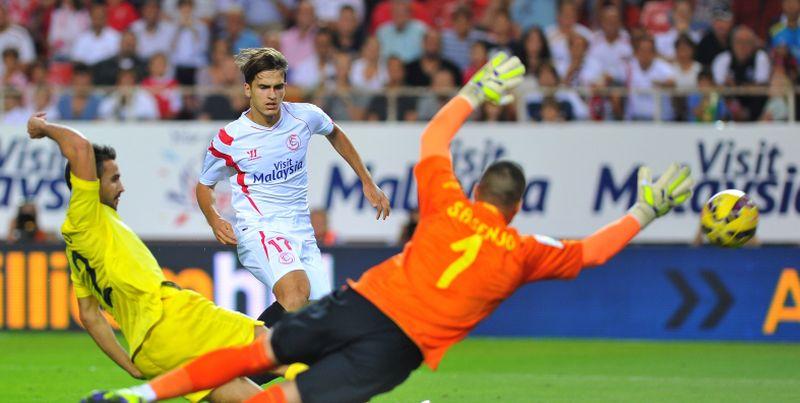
left=245, top=385, right=287, bottom=403
left=150, top=335, right=274, bottom=400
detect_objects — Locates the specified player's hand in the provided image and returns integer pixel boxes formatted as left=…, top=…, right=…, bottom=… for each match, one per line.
left=210, top=217, right=237, bottom=245
left=27, top=112, right=49, bottom=139
left=458, top=51, right=525, bottom=107
left=127, top=366, right=145, bottom=380
left=628, top=163, right=694, bottom=227
left=363, top=181, right=391, bottom=220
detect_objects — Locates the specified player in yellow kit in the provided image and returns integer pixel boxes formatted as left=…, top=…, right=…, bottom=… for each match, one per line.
left=27, top=112, right=268, bottom=402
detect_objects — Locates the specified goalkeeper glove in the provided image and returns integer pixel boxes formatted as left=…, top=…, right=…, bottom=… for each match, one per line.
left=628, top=163, right=694, bottom=227
left=458, top=51, right=525, bottom=108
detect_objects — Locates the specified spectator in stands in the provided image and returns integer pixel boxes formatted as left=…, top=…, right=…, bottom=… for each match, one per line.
left=56, top=64, right=102, bottom=120
left=369, top=0, right=432, bottom=34
left=92, top=30, right=147, bottom=85
left=315, top=52, right=366, bottom=120
left=106, top=0, right=139, bottom=32
left=174, top=92, right=201, bottom=120
left=588, top=4, right=632, bottom=86
left=261, top=29, right=282, bottom=50
left=223, top=6, right=261, bottom=54
left=142, top=53, right=182, bottom=119
left=462, top=40, right=488, bottom=83
left=711, top=26, right=770, bottom=120
left=312, top=0, right=365, bottom=27
left=696, top=6, right=733, bottom=66
left=405, top=29, right=461, bottom=87
left=49, top=0, right=90, bottom=61
left=626, top=35, right=676, bottom=121
left=761, top=68, right=792, bottom=121
left=733, top=0, right=783, bottom=41
left=217, top=0, right=295, bottom=31
left=770, top=0, right=800, bottom=65
left=6, top=201, right=51, bottom=244
left=2, top=89, right=28, bottom=124
left=171, top=0, right=209, bottom=85
left=99, top=67, right=160, bottom=120
left=525, top=63, right=588, bottom=121
left=131, top=0, right=178, bottom=60
left=687, top=68, right=731, bottom=122
left=557, top=32, right=602, bottom=87
left=71, top=3, right=121, bottom=67
left=486, top=10, right=517, bottom=55
left=29, top=86, right=60, bottom=120
left=540, top=96, right=565, bottom=122
left=415, top=69, right=456, bottom=121
left=2, top=48, right=28, bottom=90
left=442, top=7, right=486, bottom=72
left=280, top=0, right=317, bottom=67
left=511, top=0, right=556, bottom=32
left=0, top=4, right=36, bottom=74
left=350, top=35, right=387, bottom=91
left=365, top=55, right=416, bottom=121
left=546, top=0, right=593, bottom=72
left=162, top=0, right=216, bottom=23
left=311, top=208, right=338, bottom=247
left=516, top=27, right=551, bottom=85
left=672, top=33, right=703, bottom=120
left=377, top=0, right=427, bottom=63
left=290, top=28, right=337, bottom=89
left=197, top=38, right=238, bottom=87
left=333, top=5, right=364, bottom=55
left=655, top=0, right=703, bottom=60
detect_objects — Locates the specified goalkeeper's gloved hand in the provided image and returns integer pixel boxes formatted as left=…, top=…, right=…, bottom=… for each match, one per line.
left=458, top=51, right=525, bottom=108
left=628, top=163, right=694, bottom=227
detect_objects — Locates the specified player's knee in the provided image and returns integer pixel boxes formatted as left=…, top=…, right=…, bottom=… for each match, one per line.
left=273, top=272, right=311, bottom=311
left=278, top=293, right=310, bottom=311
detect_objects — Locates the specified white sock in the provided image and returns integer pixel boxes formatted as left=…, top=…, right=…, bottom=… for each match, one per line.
left=129, top=384, right=157, bottom=403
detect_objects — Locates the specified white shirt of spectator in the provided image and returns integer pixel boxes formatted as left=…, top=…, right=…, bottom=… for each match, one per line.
left=711, top=50, right=771, bottom=86
left=131, top=20, right=178, bottom=60
left=545, top=24, right=592, bottom=72
left=0, top=23, right=36, bottom=76
left=672, top=60, right=702, bottom=89
left=48, top=7, right=90, bottom=60
left=524, top=88, right=590, bottom=121
left=442, top=29, right=487, bottom=72
left=654, top=28, right=702, bottom=60
left=626, top=58, right=676, bottom=120
left=290, top=55, right=337, bottom=89
left=171, top=20, right=210, bottom=68
left=71, top=27, right=121, bottom=65
left=311, top=0, right=364, bottom=23
left=349, top=58, right=388, bottom=91
left=199, top=103, right=334, bottom=240
left=377, top=19, right=427, bottom=63
left=554, top=54, right=604, bottom=87
left=98, top=89, right=160, bottom=121
left=588, top=29, right=633, bottom=83
left=217, top=0, right=297, bottom=27
left=162, top=0, right=216, bottom=22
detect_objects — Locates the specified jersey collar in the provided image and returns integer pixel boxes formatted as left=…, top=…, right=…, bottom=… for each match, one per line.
left=241, top=105, right=284, bottom=131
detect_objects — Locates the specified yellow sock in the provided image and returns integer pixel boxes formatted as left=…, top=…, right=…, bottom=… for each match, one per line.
left=284, top=363, right=309, bottom=381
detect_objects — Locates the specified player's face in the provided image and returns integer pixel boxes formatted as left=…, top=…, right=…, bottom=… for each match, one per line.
left=99, top=160, right=125, bottom=210
left=245, top=70, right=285, bottom=122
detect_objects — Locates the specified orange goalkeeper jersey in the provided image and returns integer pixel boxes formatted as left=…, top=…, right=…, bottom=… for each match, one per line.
left=350, top=156, right=584, bottom=369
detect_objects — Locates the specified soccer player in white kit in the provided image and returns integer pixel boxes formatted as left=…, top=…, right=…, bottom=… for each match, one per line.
left=196, top=48, right=390, bottom=327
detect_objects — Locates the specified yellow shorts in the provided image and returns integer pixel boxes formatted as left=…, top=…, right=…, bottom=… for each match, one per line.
left=133, top=286, right=263, bottom=402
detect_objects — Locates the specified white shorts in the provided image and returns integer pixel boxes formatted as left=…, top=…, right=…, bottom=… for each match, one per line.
left=237, top=230, right=332, bottom=300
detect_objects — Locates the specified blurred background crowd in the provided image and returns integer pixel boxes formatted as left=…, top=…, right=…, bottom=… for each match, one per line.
left=0, top=0, right=798, bottom=123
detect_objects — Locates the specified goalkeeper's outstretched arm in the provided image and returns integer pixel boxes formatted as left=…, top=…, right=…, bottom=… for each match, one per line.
left=420, top=52, right=524, bottom=160
left=580, top=164, right=694, bottom=267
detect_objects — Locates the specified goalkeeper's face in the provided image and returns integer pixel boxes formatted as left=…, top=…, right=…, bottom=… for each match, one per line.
left=245, top=69, right=286, bottom=121
left=98, top=160, right=125, bottom=210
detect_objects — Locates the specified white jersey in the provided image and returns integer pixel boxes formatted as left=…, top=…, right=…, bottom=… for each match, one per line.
left=199, top=102, right=334, bottom=240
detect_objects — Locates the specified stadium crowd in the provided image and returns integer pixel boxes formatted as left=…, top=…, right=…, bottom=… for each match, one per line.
left=0, top=0, right=798, bottom=123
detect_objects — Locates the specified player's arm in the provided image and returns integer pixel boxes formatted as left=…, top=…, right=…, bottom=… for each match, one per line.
left=196, top=182, right=236, bottom=245
left=326, top=123, right=391, bottom=220
left=27, top=112, right=96, bottom=181
left=581, top=163, right=694, bottom=267
left=77, top=296, right=144, bottom=379
left=420, top=52, right=524, bottom=161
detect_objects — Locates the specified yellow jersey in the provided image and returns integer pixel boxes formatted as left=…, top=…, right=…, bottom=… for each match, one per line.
left=62, top=173, right=166, bottom=355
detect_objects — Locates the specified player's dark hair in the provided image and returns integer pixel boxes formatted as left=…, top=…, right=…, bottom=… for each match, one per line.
left=64, top=144, right=117, bottom=190
left=234, top=47, right=288, bottom=84
left=476, top=161, right=526, bottom=209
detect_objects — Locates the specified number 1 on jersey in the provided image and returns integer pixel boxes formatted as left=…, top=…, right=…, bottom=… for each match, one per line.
left=436, top=234, right=484, bottom=289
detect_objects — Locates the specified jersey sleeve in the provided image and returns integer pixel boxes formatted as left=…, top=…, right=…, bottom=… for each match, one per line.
left=414, top=156, right=466, bottom=217
left=519, top=234, right=584, bottom=282
left=64, top=173, right=102, bottom=233
left=305, top=103, right=335, bottom=135
left=68, top=256, right=93, bottom=299
left=199, top=140, right=234, bottom=186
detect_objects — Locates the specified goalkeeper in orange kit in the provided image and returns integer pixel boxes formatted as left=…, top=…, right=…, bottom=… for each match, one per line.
left=84, top=52, right=694, bottom=403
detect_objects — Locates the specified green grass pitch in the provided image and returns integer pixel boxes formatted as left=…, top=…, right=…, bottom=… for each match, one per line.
left=1, top=332, right=797, bottom=402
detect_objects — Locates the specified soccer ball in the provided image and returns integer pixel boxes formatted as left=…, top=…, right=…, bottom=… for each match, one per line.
left=700, top=189, right=759, bottom=248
